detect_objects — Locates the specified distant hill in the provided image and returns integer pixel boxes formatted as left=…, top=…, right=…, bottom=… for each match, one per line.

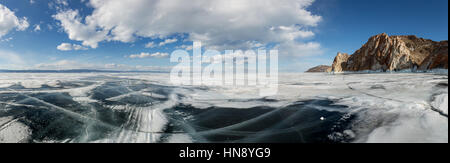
left=306, top=65, right=332, bottom=73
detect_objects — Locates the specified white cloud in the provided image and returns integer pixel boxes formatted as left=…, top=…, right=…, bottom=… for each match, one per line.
left=33, top=24, right=41, bottom=32
left=52, top=10, right=108, bottom=48
left=273, top=26, right=315, bottom=40
left=184, top=46, right=193, bottom=51
left=276, top=41, right=323, bottom=56
left=56, top=0, right=69, bottom=6
left=53, top=0, right=322, bottom=56
left=48, top=0, right=72, bottom=12
left=57, top=43, right=88, bottom=51
left=145, top=42, right=156, bottom=48
left=159, top=38, right=178, bottom=46
left=30, top=0, right=35, bottom=4
left=176, top=44, right=193, bottom=51
left=129, top=52, right=169, bottom=59
left=0, top=4, right=30, bottom=38
left=1, top=37, right=13, bottom=42
left=146, top=38, right=178, bottom=48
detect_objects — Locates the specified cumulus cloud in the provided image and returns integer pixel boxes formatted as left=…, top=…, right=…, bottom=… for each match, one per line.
left=276, top=41, right=323, bottom=56
left=0, top=37, right=13, bottom=42
left=176, top=44, right=193, bottom=51
left=57, top=43, right=88, bottom=51
left=145, top=38, right=178, bottom=48
left=53, top=0, right=322, bottom=56
left=159, top=38, right=178, bottom=46
left=145, top=42, right=156, bottom=48
left=129, top=52, right=169, bottom=59
left=56, top=0, right=69, bottom=6
left=33, top=24, right=41, bottom=32
left=52, top=10, right=108, bottom=48
left=0, top=4, right=30, bottom=38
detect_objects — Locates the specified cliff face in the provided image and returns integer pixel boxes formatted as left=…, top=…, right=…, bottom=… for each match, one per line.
left=332, top=33, right=448, bottom=72
left=331, top=52, right=350, bottom=72
left=306, top=65, right=332, bottom=73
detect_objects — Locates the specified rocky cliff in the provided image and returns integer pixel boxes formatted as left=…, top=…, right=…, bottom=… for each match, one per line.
left=306, top=65, right=332, bottom=73
left=331, top=33, right=448, bottom=72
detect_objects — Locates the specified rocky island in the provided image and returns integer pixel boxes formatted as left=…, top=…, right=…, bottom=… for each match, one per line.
left=306, top=65, right=332, bottom=73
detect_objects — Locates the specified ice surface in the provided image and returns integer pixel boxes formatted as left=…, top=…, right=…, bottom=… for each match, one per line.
left=0, top=72, right=447, bottom=143
left=0, top=116, right=30, bottom=143
left=432, top=94, right=448, bottom=115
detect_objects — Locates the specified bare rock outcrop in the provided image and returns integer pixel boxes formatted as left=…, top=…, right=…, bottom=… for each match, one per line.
left=331, top=33, right=448, bottom=72
left=306, top=65, right=332, bottom=73
left=331, top=52, right=350, bottom=72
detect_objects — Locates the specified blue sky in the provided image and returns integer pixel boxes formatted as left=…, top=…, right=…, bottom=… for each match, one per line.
left=311, top=0, right=449, bottom=65
left=0, top=0, right=448, bottom=71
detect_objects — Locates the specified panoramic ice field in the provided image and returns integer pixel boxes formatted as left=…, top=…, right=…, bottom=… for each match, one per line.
left=0, top=72, right=447, bottom=143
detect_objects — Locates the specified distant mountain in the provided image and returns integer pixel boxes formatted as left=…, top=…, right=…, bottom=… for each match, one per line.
left=331, top=33, right=448, bottom=72
left=306, top=65, right=331, bottom=73
left=0, top=69, right=167, bottom=73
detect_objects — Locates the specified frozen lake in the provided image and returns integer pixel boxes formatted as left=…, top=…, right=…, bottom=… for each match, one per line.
left=0, top=72, right=447, bottom=143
